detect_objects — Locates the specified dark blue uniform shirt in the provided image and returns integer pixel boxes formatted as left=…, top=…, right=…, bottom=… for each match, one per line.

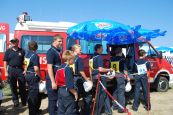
left=134, top=58, right=151, bottom=73
left=93, top=52, right=103, bottom=69
left=110, top=56, right=127, bottom=73
left=59, top=63, right=74, bottom=89
left=3, top=48, right=25, bottom=67
left=91, top=52, right=103, bottom=76
left=46, top=45, right=61, bottom=74
left=25, top=51, right=40, bottom=72
left=74, top=55, right=84, bottom=75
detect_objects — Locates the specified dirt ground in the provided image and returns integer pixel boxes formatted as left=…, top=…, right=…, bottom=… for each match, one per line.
left=1, top=84, right=173, bottom=115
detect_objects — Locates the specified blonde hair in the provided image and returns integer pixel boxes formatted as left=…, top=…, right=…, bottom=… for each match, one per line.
left=71, top=44, right=81, bottom=52
left=62, top=50, right=74, bottom=62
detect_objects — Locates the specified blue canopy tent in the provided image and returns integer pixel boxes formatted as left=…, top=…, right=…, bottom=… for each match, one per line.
left=67, top=20, right=166, bottom=45
left=156, top=46, right=173, bottom=52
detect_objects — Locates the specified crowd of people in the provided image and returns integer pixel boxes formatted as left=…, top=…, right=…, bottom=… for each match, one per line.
left=0, top=34, right=151, bottom=115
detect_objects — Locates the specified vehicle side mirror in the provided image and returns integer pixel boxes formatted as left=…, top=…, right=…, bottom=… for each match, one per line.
left=158, top=51, right=163, bottom=59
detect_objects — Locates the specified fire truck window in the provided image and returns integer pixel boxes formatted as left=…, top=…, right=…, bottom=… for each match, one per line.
left=66, top=37, right=76, bottom=50
left=0, top=34, right=6, bottom=52
left=79, top=40, right=108, bottom=54
left=21, top=35, right=53, bottom=53
left=139, top=43, right=158, bottom=57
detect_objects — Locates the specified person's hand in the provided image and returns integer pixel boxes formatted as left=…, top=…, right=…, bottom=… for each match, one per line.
left=51, top=82, right=57, bottom=90
left=109, top=68, right=113, bottom=72
left=23, top=71, right=26, bottom=76
left=5, top=71, right=8, bottom=80
left=127, top=77, right=130, bottom=81
left=86, top=77, right=91, bottom=82
left=74, top=92, right=78, bottom=101
left=107, top=76, right=114, bottom=80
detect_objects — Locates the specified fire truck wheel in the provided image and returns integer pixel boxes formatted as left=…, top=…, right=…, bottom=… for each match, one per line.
left=156, top=76, right=169, bottom=92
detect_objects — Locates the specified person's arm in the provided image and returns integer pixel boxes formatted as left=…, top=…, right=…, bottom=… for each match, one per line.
left=47, top=64, right=57, bottom=90
left=4, top=61, right=8, bottom=80
left=98, top=67, right=112, bottom=73
left=146, top=61, right=151, bottom=77
left=80, top=71, right=91, bottom=81
left=3, top=50, right=9, bottom=80
left=123, top=59, right=130, bottom=81
left=46, top=50, right=58, bottom=90
left=33, top=55, right=41, bottom=76
left=66, top=67, right=78, bottom=101
left=34, top=66, right=41, bottom=77
left=69, top=88, right=78, bottom=101
left=78, top=58, right=91, bottom=81
left=97, top=56, right=112, bottom=72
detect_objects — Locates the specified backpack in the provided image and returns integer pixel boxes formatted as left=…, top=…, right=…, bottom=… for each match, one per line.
left=55, top=65, right=68, bottom=87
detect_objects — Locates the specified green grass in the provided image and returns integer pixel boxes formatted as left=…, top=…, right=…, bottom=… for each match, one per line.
left=2, top=84, right=12, bottom=96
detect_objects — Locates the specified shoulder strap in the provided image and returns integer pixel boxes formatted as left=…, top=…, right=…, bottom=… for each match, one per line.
left=92, top=55, right=99, bottom=59
left=29, top=54, right=35, bottom=60
left=52, top=47, right=60, bottom=55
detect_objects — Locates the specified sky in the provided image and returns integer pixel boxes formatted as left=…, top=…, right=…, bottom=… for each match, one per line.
left=0, top=0, right=173, bottom=47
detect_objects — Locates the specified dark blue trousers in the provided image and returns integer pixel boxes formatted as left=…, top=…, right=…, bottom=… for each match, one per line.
left=46, top=77, right=58, bottom=115
left=112, top=77, right=126, bottom=111
left=8, top=67, right=26, bottom=105
left=25, top=73, right=40, bottom=115
left=93, top=76, right=112, bottom=115
left=74, top=77, right=92, bottom=115
left=58, top=87, right=78, bottom=115
left=132, top=74, right=150, bottom=110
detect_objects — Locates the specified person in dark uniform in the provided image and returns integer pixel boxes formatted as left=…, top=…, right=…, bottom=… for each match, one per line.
left=3, top=38, right=26, bottom=107
left=110, top=47, right=130, bottom=113
left=56, top=50, right=78, bottom=115
left=24, top=41, right=41, bottom=115
left=132, top=49, right=151, bottom=111
left=46, top=34, right=63, bottom=115
left=91, top=44, right=112, bottom=115
left=71, top=44, right=93, bottom=115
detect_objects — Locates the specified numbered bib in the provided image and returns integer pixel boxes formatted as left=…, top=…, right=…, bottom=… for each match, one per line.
left=24, top=54, right=35, bottom=70
left=89, top=58, right=94, bottom=70
left=136, top=63, right=147, bottom=75
left=24, top=58, right=30, bottom=69
left=69, top=64, right=75, bottom=74
left=111, top=61, right=120, bottom=73
left=69, top=57, right=78, bottom=75
left=89, top=55, right=99, bottom=70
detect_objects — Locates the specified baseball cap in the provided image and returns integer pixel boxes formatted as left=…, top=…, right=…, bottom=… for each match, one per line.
left=10, top=38, right=19, bottom=43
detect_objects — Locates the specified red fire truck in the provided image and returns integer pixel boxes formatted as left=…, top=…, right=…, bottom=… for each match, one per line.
left=0, top=23, right=9, bottom=81
left=0, top=14, right=173, bottom=92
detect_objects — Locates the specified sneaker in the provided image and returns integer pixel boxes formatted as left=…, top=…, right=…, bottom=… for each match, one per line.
left=14, top=103, right=19, bottom=107
left=111, top=106, right=118, bottom=110
left=144, top=105, right=151, bottom=111
left=118, top=109, right=124, bottom=113
left=131, top=107, right=138, bottom=111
